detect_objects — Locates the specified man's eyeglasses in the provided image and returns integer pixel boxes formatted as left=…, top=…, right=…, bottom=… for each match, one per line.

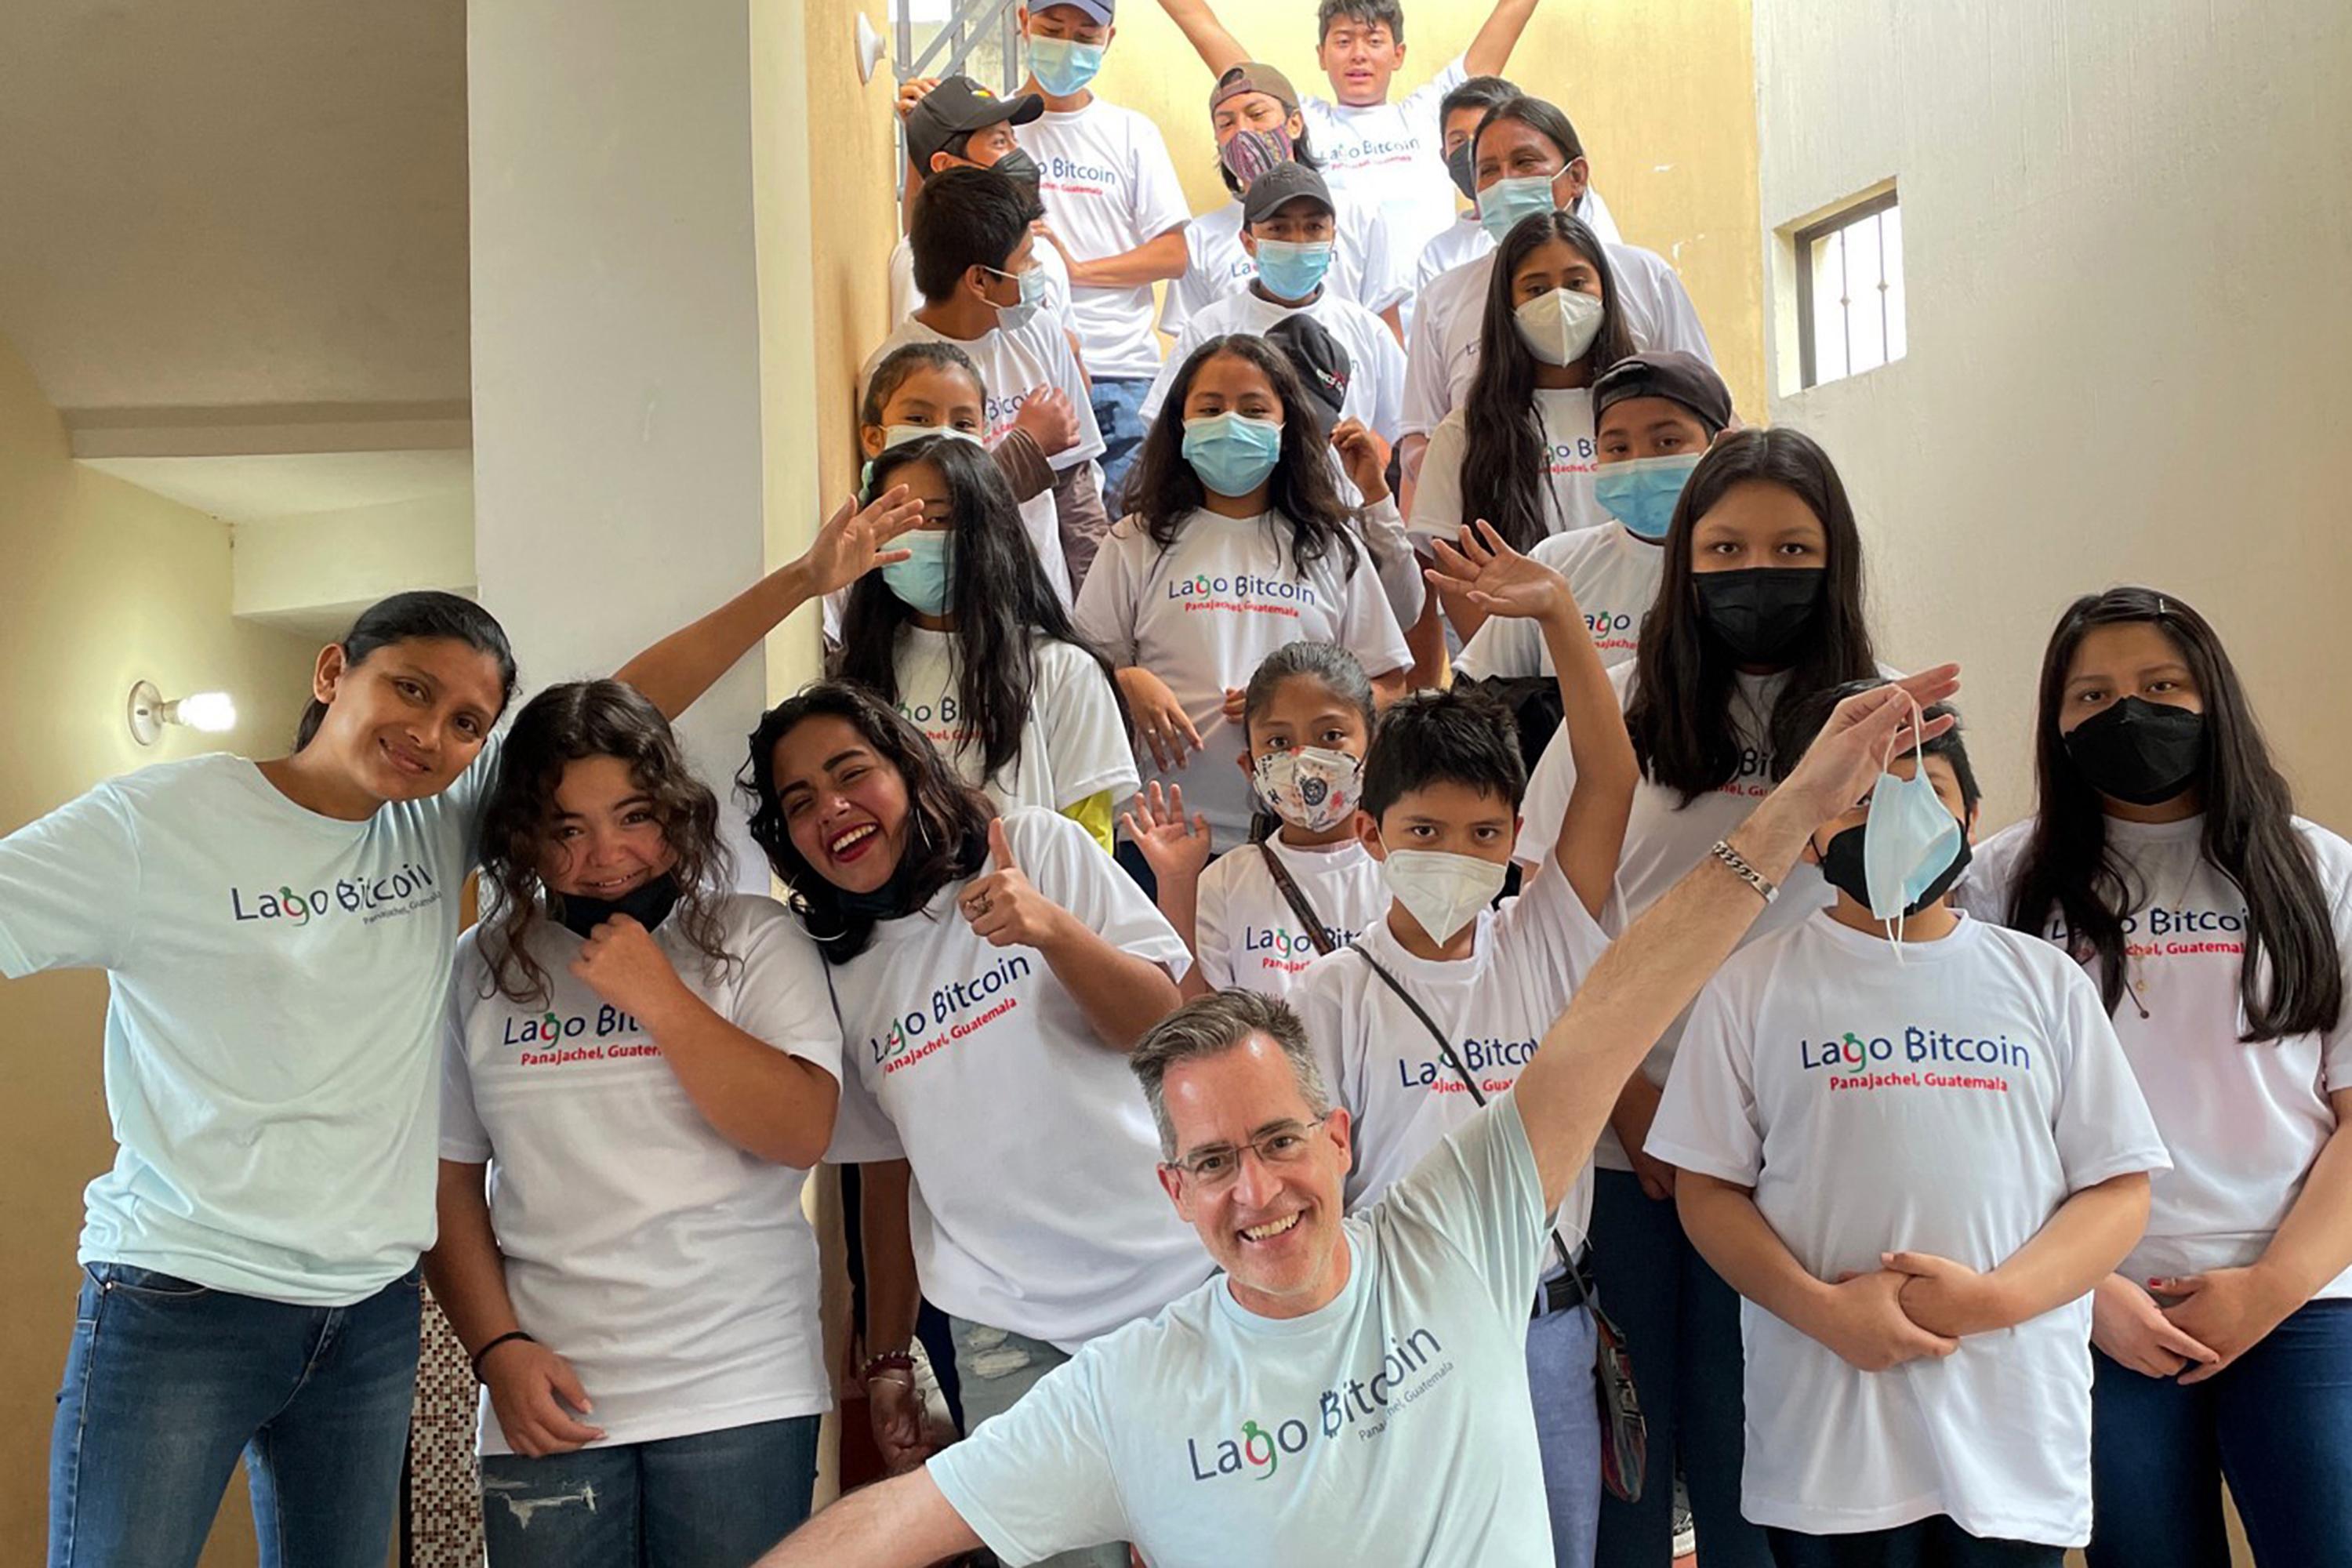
left=1169, top=1116, right=1329, bottom=1189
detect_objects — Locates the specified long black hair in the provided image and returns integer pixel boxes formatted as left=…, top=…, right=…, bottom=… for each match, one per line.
left=1127, top=334, right=1359, bottom=579
left=295, top=591, right=517, bottom=750
left=1623, top=427, right=1878, bottom=803
left=2003, top=587, right=2340, bottom=1040
left=1460, top=211, right=1634, bottom=552
left=740, top=681, right=995, bottom=964
left=833, top=435, right=1123, bottom=784
left=475, top=681, right=735, bottom=1005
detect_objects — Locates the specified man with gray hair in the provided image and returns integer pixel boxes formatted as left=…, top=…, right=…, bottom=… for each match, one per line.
left=759, top=670, right=1964, bottom=1566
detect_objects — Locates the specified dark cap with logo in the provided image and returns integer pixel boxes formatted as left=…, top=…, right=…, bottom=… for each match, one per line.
left=1241, top=160, right=1334, bottom=226
left=1210, top=61, right=1301, bottom=114
left=907, top=76, right=1045, bottom=173
left=1591, top=350, right=1736, bottom=434
left=1265, top=315, right=1352, bottom=437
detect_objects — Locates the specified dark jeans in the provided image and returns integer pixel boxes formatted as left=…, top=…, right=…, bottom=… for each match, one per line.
left=2088, top=1297, right=2352, bottom=1568
left=1766, top=1518, right=2063, bottom=1567
left=1588, top=1168, right=1773, bottom=1568
left=480, top=1415, right=821, bottom=1567
left=49, top=1262, right=422, bottom=1568
left=1089, top=376, right=1152, bottom=516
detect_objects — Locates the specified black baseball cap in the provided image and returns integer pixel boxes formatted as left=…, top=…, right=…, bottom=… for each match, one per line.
left=1592, top=351, right=1736, bottom=434
left=1241, top=161, right=1334, bottom=226
left=1265, top=316, right=1352, bottom=437
left=907, top=76, right=1045, bottom=174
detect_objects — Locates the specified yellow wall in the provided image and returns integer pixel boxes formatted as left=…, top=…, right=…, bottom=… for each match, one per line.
left=1090, top=0, right=1766, bottom=416
left=0, top=335, right=318, bottom=1564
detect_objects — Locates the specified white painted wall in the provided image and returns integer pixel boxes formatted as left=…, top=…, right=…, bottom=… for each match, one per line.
left=1754, top=0, right=2352, bottom=829
left=233, top=495, right=477, bottom=641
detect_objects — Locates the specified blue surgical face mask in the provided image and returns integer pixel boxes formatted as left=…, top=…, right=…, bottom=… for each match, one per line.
left=880, top=529, right=954, bottom=616
left=1842, top=716, right=1971, bottom=949
left=1181, top=412, right=1284, bottom=497
left=1478, top=172, right=1559, bottom=245
left=985, top=263, right=1051, bottom=332
left=1592, top=452, right=1702, bottom=543
left=860, top=425, right=982, bottom=495
left=1251, top=238, right=1334, bottom=300
left=1028, top=36, right=1105, bottom=96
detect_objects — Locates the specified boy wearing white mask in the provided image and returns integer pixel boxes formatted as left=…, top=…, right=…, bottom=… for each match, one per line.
left=1011, top=0, right=1192, bottom=510
left=1650, top=681, right=2169, bottom=1567
left=1290, top=521, right=1636, bottom=1566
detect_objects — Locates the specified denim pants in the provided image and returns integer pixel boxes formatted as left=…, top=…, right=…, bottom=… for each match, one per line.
left=1766, top=1517, right=2063, bottom=1567
left=1089, top=377, right=1153, bottom=517
left=1528, top=1284, right=1602, bottom=1567
left=2086, top=1297, right=2352, bottom=1568
left=949, top=1316, right=1127, bottom=1568
left=478, top=1414, right=822, bottom=1567
left=49, top=1261, right=422, bottom=1568
left=1588, top=1169, right=1773, bottom=1568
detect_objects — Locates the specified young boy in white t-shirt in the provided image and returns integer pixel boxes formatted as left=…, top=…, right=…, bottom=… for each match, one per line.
left=1290, top=523, right=1636, bottom=1566
left=1649, top=682, right=2172, bottom=1567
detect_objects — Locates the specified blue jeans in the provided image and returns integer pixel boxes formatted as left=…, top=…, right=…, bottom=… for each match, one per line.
left=479, top=1415, right=821, bottom=1567
left=1588, top=1169, right=1773, bottom=1568
left=1766, top=1518, right=2062, bottom=1567
left=1529, top=1288, right=1602, bottom=1567
left=2087, top=1297, right=2352, bottom=1568
left=949, top=1317, right=1127, bottom=1568
left=1089, top=377, right=1152, bottom=516
left=49, top=1261, right=421, bottom=1568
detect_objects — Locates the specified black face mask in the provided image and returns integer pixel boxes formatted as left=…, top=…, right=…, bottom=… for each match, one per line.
left=1693, top=568, right=1826, bottom=666
left=1817, top=822, right=1973, bottom=920
left=1445, top=141, right=1478, bottom=204
left=990, top=148, right=1045, bottom=205
left=2063, top=697, right=2206, bottom=807
left=550, top=873, right=682, bottom=940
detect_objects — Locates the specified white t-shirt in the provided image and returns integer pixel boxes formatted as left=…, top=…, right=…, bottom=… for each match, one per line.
left=1648, top=912, right=2170, bottom=1545
left=1456, top=524, right=1664, bottom=677
left=1075, top=510, right=1412, bottom=851
left=0, top=750, right=500, bottom=1305
left=441, top=895, right=840, bottom=1453
left=889, top=230, right=1074, bottom=335
left=1300, top=59, right=1471, bottom=274
left=1515, top=662, right=1845, bottom=1166
left=1401, top=243, right=1713, bottom=440
left=1195, top=835, right=1387, bottom=996
left=1407, top=387, right=1610, bottom=548
left=1293, top=857, right=1610, bottom=1246
left=823, top=808, right=1207, bottom=1348
left=1961, top=815, right=2352, bottom=1298
left=862, top=314, right=1105, bottom=606
left=1017, top=102, right=1192, bottom=381
left=1408, top=188, right=1624, bottom=301
left=1160, top=195, right=1392, bottom=337
left=927, top=1094, right=1559, bottom=1566
left=887, top=625, right=1137, bottom=818
left=1142, top=287, right=1407, bottom=442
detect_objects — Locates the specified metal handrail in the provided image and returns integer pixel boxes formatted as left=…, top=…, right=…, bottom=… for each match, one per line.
left=899, top=0, right=1025, bottom=89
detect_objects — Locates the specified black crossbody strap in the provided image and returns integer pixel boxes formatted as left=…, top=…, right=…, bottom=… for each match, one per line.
left=1257, top=840, right=1339, bottom=957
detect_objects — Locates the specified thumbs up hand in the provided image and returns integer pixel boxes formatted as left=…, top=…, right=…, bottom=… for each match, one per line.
left=960, top=818, right=1070, bottom=950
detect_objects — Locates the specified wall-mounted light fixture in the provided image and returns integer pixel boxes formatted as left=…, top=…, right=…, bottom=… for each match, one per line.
left=855, top=11, right=885, bottom=83
left=127, top=681, right=238, bottom=746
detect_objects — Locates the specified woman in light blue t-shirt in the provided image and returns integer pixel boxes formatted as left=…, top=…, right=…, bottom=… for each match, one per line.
left=0, top=493, right=916, bottom=1568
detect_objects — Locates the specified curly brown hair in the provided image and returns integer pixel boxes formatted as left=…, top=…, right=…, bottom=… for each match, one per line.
left=475, top=680, right=736, bottom=1004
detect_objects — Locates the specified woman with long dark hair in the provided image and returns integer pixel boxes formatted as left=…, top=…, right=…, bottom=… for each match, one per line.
left=1514, top=425, right=1882, bottom=1568
left=835, top=434, right=1135, bottom=853
left=1076, top=333, right=1410, bottom=859
left=427, top=681, right=841, bottom=1565
left=742, top=682, right=1198, bottom=1568
left=1962, top=587, right=2352, bottom=1566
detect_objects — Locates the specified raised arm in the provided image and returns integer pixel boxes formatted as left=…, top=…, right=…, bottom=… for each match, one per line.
left=1155, top=0, right=1250, bottom=74
left=1510, top=670, right=1962, bottom=1210
left=754, top=1468, right=982, bottom=1567
left=1463, top=0, right=1543, bottom=78
left=613, top=486, right=920, bottom=720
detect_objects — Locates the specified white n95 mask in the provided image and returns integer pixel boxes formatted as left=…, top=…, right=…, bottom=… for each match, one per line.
left=1380, top=848, right=1506, bottom=946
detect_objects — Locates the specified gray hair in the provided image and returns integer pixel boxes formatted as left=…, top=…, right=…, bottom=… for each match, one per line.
left=1129, top=990, right=1333, bottom=1160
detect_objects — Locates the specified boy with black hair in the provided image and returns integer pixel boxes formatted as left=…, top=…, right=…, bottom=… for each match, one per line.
left=1414, top=74, right=1621, bottom=296
left=890, top=75, right=1076, bottom=333
left=866, top=166, right=1107, bottom=601
left=1649, top=681, right=2170, bottom=1567
left=1157, top=0, right=1545, bottom=270
left=1291, top=521, right=1636, bottom=1566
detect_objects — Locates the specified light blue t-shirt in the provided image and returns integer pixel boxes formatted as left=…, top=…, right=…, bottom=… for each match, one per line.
left=0, top=749, right=495, bottom=1305
left=927, top=1094, right=1557, bottom=1566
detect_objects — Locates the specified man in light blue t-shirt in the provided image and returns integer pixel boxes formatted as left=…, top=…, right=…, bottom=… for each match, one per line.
left=756, top=674, right=1962, bottom=1566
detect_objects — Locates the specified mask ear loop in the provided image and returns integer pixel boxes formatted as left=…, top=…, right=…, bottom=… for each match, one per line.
left=1881, top=689, right=1929, bottom=959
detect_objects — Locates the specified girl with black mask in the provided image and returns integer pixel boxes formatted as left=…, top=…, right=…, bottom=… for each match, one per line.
left=1962, top=587, right=2352, bottom=1567
left=1513, top=425, right=1881, bottom=1568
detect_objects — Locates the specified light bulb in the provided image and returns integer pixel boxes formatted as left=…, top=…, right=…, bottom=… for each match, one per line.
left=172, top=691, right=238, bottom=732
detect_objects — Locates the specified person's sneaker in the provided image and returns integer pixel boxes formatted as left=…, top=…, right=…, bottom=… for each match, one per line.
left=1671, top=1481, right=1697, bottom=1559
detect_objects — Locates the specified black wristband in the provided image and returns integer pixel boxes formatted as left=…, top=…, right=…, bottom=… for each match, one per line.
left=470, top=1330, right=535, bottom=1377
